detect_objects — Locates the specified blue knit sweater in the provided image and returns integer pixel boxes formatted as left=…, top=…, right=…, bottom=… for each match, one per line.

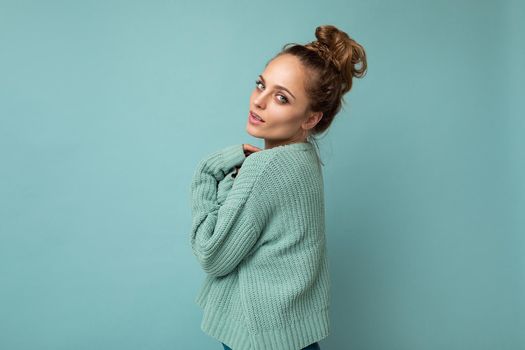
left=189, top=141, right=330, bottom=350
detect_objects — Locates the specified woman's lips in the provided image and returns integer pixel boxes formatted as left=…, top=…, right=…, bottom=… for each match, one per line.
left=249, top=111, right=265, bottom=125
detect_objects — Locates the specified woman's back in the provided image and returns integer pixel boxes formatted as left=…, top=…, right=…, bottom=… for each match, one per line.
left=190, top=141, right=330, bottom=350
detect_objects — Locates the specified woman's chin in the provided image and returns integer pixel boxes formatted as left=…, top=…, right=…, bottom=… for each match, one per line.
left=246, top=124, right=263, bottom=138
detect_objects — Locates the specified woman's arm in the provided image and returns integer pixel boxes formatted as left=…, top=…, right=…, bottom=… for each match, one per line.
left=189, top=144, right=274, bottom=277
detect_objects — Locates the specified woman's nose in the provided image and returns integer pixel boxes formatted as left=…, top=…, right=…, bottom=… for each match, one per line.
left=253, top=96, right=262, bottom=108
left=254, top=93, right=267, bottom=108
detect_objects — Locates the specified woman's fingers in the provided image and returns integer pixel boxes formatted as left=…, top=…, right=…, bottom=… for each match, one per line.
left=242, top=143, right=262, bottom=156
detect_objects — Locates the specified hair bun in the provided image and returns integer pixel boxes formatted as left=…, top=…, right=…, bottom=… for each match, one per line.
left=307, top=40, right=338, bottom=69
left=306, top=25, right=367, bottom=93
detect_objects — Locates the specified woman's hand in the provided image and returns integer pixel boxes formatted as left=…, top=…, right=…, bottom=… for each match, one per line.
left=242, top=143, right=262, bottom=157
left=236, top=144, right=262, bottom=176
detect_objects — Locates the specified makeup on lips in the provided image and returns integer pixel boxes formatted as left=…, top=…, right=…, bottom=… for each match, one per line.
left=249, top=111, right=265, bottom=125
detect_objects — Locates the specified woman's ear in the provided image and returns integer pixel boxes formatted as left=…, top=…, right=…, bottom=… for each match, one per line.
left=303, top=111, right=323, bottom=130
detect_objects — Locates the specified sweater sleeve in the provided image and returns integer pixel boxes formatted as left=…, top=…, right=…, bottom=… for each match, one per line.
left=190, top=144, right=274, bottom=277
left=217, top=168, right=236, bottom=206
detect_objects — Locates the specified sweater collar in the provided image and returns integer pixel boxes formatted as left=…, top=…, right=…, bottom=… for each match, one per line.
left=265, top=141, right=314, bottom=152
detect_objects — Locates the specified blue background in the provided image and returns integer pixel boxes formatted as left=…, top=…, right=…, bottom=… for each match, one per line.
left=1, top=0, right=523, bottom=349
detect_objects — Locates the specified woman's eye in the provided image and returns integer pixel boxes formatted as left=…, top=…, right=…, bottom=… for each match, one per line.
left=255, top=79, right=289, bottom=104
left=277, top=95, right=289, bottom=104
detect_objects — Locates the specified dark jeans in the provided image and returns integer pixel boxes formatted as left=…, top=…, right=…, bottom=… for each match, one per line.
left=222, top=342, right=320, bottom=350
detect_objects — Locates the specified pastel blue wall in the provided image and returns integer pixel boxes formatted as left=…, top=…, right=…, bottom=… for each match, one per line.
left=1, top=1, right=523, bottom=349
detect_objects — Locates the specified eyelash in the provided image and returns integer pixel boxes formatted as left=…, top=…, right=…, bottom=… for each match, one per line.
left=255, top=79, right=289, bottom=104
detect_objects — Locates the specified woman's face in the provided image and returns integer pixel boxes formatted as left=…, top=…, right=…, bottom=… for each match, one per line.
left=246, top=54, right=322, bottom=149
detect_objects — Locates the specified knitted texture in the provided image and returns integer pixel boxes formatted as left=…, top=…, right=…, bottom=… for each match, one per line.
left=189, top=142, right=330, bottom=350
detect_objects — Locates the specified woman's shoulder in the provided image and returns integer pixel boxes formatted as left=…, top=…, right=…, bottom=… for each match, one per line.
left=232, top=142, right=321, bottom=185
left=248, top=142, right=316, bottom=163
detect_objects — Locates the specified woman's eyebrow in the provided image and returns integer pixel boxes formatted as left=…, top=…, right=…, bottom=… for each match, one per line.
left=259, top=74, right=296, bottom=100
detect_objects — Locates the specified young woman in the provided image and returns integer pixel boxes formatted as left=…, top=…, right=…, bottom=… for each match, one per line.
left=190, top=24, right=367, bottom=350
